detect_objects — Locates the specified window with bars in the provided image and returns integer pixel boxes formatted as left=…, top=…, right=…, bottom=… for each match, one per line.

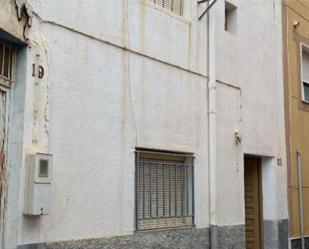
left=148, top=0, right=184, bottom=16
left=0, top=40, right=15, bottom=88
left=135, top=150, right=194, bottom=231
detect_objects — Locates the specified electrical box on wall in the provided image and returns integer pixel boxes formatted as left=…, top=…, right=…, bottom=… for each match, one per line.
left=24, top=153, right=52, bottom=216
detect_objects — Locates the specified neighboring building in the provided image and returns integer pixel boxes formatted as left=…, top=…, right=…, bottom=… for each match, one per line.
left=283, top=0, right=309, bottom=248
left=0, top=0, right=288, bottom=249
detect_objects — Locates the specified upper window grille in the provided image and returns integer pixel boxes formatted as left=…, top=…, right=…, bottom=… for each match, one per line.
left=135, top=150, right=194, bottom=231
left=301, top=44, right=309, bottom=103
left=0, top=40, right=15, bottom=88
left=148, top=0, right=184, bottom=16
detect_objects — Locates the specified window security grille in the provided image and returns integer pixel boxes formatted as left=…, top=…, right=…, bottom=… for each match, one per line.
left=0, top=40, right=15, bottom=88
left=135, top=150, right=194, bottom=231
left=148, top=0, right=184, bottom=16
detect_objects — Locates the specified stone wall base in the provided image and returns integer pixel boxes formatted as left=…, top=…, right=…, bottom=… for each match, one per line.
left=264, top=219, right=288, bottom=249
left=18, top=228, right=209, bottom=249
left=17, top=221, right=287, bottom=249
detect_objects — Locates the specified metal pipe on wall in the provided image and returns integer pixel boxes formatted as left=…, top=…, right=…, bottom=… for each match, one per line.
left=206, top=1, right=218, bottom=248
left=297, top=151, right=305, bottom=249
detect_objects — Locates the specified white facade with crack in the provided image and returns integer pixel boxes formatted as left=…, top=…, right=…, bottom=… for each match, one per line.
left=0, top=0, right=288, bottom=248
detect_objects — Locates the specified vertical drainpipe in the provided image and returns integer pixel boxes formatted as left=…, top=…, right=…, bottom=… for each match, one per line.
left=297, top=151, right=305, bottom=249
left=207, top=1, right=218, bottom=249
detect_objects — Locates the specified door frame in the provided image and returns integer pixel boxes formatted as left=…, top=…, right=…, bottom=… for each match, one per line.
left=0, top=39, right=17, bottom=249
left=244, top=155, right=264, bottom=249
left=0, top=85, right=10, bottom=249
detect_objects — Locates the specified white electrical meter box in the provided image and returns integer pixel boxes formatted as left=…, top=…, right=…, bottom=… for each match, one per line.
left=24, top=153, right=53, bottom=216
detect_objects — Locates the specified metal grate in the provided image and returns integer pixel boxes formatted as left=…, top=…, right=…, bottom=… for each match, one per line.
left=135, top=150, right=194, bottom=231
left=148, top=0, right=184, bottom=16
left=0, top=40, right=15, bottom=88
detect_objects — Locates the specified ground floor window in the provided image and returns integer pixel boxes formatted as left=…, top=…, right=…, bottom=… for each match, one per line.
left=135, top=149, right=194, bottom=231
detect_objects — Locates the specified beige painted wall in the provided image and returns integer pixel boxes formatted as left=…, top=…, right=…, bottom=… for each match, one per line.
left=284, top=0, right=309, bottom=237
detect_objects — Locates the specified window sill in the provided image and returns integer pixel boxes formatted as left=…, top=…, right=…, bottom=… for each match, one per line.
left=134, top=224, right=195, bottom=233
left=302, top=99, right=309, bottom=105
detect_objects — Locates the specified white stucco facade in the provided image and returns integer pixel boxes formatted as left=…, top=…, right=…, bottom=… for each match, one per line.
left=214, top=0, right=288, bottom=227
left=0, top=0, right=288, bottom=248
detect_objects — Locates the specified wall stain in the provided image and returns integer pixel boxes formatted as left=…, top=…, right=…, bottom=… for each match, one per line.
left=187, top=21, right=192, bottom=71
left=139, top=0, right=146, bottom=52
left=118, top=0, right=130, bottom=233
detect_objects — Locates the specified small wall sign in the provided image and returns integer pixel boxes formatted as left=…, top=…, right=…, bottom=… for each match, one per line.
left=32, top=63, right=45, bottom=79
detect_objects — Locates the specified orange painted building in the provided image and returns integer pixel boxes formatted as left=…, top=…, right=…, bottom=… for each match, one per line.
left=283, top=0, right=309, bottom=247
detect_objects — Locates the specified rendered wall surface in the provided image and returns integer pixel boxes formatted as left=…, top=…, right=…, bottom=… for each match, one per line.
left=215, top=0, right=288, bottom=228
left=0, top=1, right=24, bottom=42
left=13, top=0, right=210, bottom=246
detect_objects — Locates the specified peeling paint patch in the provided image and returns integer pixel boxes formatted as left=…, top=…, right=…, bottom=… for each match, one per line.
left=28, top=24, right=51, bottom=152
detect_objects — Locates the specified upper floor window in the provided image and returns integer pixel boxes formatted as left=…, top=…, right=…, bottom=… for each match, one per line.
left=148, top=0, right=184, bottom=16
left=301, top=44, right=309, bottom=103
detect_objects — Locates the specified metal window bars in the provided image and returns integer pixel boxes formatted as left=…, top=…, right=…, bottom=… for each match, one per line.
left=148, top=0, right=184, bottom=16
left=0, top=40, right=16, bottom=88
left=135, top=150, right=194, bottom=231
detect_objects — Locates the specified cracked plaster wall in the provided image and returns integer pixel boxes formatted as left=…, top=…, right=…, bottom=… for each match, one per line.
left=14, top=0, right=210, bottom=246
